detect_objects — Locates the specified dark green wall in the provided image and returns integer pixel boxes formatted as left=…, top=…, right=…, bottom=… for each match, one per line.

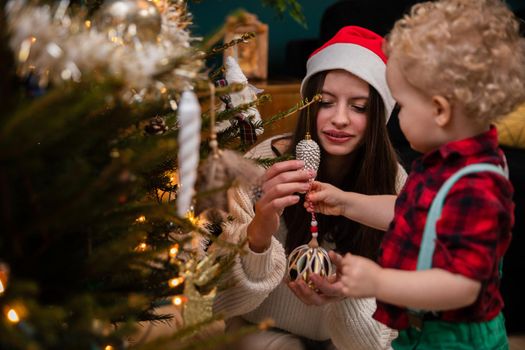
left=188, top=0, right=524, bottom=78
left=187, top=1, right=338, bottom=78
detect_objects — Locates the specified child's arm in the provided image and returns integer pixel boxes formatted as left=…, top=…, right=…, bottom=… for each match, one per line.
left=307, top=181, right=396, bottom=231
left=340, top=253, right=481, bottom=311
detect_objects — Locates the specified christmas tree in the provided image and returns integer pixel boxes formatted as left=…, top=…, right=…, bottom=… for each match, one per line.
left=0, top=0, right=305, bottom=349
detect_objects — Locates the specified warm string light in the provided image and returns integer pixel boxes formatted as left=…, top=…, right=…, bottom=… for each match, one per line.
left=104, top=346, right=114, bottom=350
left=0, top=280, right=4, bottom=295
left=135, top=242, right=148, bottom=252
left=168, top=277, right=184, bottom=288
left=135, top=215, right=146, bottom=223
left=169, top=244, right=179, bottom=258
left=6, top=308, right=20, bottom=323
left=171, top=295, right=187, bottom=306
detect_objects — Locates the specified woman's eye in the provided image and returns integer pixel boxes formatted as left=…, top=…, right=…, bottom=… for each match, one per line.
left=351, top=105, right=367, bottom=113
left=319, top=101, right=334, bottom=107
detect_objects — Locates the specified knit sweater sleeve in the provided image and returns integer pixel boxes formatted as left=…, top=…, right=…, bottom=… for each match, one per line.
left=326, top=297, right=397, bottom=350
left=213, top=138, right=288, bottom=318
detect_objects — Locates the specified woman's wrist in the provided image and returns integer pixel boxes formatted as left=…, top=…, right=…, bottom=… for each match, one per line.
left=247, top=219, right=271, bottom=253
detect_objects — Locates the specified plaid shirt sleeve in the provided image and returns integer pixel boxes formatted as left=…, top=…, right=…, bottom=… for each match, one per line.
left=432, top=172, right=514, bottom=281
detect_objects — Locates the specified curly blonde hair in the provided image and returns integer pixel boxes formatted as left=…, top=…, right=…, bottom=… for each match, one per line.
left=386, top=0, right=525, bottom=123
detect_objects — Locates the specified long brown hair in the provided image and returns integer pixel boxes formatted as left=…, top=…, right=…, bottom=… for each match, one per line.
left=283, top=71, right=398, bottom=260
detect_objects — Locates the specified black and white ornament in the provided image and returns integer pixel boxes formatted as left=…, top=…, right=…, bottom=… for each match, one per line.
left=287, top=130, right=333, bottom=286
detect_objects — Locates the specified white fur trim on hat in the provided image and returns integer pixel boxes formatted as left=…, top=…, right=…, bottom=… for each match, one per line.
left=300, top=43, right=395, bottom=121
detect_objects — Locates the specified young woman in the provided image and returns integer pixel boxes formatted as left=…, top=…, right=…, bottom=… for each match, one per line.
left=214, top=26, right=406, bottom=350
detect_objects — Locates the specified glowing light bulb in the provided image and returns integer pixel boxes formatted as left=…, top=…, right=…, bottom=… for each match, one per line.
left=169, top=244, right=179, bottom=258
left=7, top=309, right=19, bottom=323
left=168, top=277, right=184, bottom=288
left=0, top=280, right=4, bottom=295
left=136, top=242, right=148, bottom=251
left=135, top=215, right=146, bottom=223
left=104, top=346, right=114, bottom=350
left=172, top=296, right=186, bottom=306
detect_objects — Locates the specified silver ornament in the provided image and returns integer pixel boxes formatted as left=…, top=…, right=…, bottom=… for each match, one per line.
left=296, top=134, right=320, bottom=173
left=96, top=0, right=162, bottom=43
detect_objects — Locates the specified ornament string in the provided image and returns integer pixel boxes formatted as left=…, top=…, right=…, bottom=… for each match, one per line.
left=305, top=102, right=318, bottom=248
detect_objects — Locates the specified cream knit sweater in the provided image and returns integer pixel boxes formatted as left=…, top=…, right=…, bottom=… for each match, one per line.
left=214, top=135, right=407, bottom=350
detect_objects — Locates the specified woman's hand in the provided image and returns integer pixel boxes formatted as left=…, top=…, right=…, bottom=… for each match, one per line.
left=247, top=160, right=315, bottom=252
left=288, top=251, right=346, bottom=306
left=305, top=181, right=348, bottom=217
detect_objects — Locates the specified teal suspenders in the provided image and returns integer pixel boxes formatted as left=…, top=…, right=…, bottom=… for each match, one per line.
left=408, top=163, right=507, bottom=330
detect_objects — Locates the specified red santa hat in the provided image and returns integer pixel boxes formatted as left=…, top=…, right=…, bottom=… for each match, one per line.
left=301, top=26, right=395, bottom=121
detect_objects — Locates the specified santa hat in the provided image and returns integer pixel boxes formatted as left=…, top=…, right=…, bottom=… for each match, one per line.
left=301, top=26, right=395, bottom=121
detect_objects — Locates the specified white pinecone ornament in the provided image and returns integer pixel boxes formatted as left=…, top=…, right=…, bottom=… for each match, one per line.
left=295, top=133, right=320, bottom=172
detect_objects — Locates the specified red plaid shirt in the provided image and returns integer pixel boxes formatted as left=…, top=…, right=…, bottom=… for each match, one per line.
left=374, top=127, right=514, bottom=330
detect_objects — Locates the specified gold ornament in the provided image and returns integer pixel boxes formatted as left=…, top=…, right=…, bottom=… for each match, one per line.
left=96, top=0, right=162, bottom=43
left=287, top=234, right=333, bottom=286
left=182, top=280, right=217, bottom=327
left=179, top=252, right=221, bottom=326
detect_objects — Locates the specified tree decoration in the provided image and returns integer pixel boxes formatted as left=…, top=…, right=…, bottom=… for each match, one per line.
left=95, top=0, right=162, bottom=43
left=195, top=83, right=263, bottom=219
left=177, top=90, right=201, bottom=217
left=287, top=99, right=333, bottom=286
left=6, top=0, right=204, bottom=102
left=215, top=56, right=263, bottom=146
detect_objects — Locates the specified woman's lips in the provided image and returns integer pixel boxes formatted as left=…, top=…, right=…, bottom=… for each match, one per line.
left=322, top=130, right=353, bottom=143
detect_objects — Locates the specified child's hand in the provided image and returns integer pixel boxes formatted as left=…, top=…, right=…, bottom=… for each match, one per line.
left=305, top=181, right=347, bottom=216
left=340, top=253, right=382, bottom=298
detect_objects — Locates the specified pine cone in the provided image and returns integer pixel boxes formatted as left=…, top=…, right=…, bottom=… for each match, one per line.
left=296, top=138, right=320, bottom=172
left=144, top=116, right=168, bottom=135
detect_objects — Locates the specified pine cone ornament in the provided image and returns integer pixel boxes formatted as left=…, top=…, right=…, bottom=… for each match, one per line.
left=296, top=134, right=320, bottom=172
left=144, top=116, right=168, bottom=135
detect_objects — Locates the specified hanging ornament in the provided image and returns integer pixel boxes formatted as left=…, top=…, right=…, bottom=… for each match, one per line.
left=144, top=115, right=168, bottom=135
left=95, top=0, right=162, bottom=44
left=287, top=100, right=332, bottom=286
left=177, top=250, right=222, bottom=326
left=295, top=102, right=320, bottom=173
left=215, top=56, right=264, bottom=146
left=177, top=90, right=201, bottom=217
left=195, top=83, right=263, bottom=221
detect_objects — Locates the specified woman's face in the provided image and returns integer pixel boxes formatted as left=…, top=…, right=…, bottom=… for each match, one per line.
left=316, top=70, right=369, bottom=157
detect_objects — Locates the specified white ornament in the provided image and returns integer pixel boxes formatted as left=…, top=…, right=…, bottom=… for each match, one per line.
left=216, top=56, right=263, bottom=134
left=296, top=135, right=320, bottom=173
left=177, top=90, right=201, bottom=217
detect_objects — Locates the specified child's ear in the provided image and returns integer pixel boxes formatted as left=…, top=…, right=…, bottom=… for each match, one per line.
left=432, top=95, right=451, bottom=127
